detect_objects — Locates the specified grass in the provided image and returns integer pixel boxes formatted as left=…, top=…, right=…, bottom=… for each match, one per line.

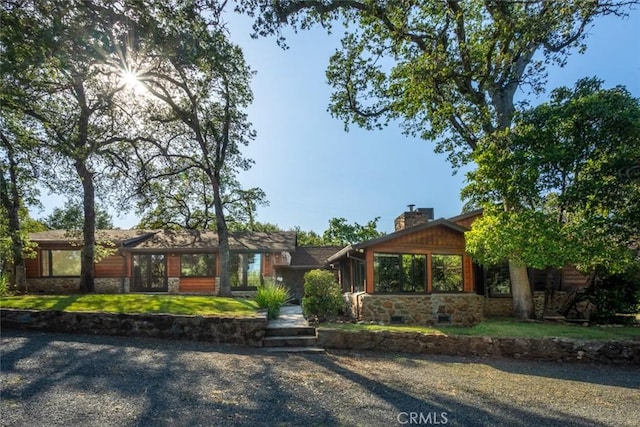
left=322, top=318, right=640, bottom=341
left=0, top=294, right=259, bottom=316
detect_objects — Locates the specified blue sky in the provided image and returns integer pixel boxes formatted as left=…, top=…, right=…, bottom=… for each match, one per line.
left=38, top=8, right=640, bottom=234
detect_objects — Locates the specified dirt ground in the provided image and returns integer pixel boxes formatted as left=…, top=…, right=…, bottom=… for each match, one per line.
left=2, top=329, right=639, bottom=426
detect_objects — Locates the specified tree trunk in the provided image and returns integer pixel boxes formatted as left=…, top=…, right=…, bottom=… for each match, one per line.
left=0, top=137, right=27, bottom=291
left=211, top=171, right=232, bottom=297
left=76, top=160, right=96, bottom=293
left=509, top=261, right=535, bottom=319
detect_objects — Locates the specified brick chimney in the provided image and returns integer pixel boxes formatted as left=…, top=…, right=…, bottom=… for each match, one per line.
left=394, top=205, right=434, bottom=231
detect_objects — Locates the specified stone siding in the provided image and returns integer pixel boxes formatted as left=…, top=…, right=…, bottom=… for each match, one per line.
left=344, top=292, right=366, bottom=319
left=26, top=278, right=80, bottom=294
left=1, top=309, right=267, bottom=347
left=317, top=329, right=640, bottom=365
left=94, top=278, right=124, bottom=294
left=355, top=294, right=484, bottom=326
left=168, top=277, right=180, bottom=294
left=485, top=291, right=571, bottom=318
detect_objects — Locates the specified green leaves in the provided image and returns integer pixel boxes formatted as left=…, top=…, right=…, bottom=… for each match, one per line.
left=465, top=78, right=640, bottom=275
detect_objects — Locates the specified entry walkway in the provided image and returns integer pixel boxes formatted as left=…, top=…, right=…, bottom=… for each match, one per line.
left=267, top=305, right=309, bottom=329
left=264, top=305, right=323, bottom=353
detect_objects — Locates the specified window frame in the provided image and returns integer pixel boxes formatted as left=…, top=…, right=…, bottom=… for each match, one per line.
left=430, top=253, right=464, bottom=293
left=41, top=249, right=82, bottom=277
left=373, top=252, right=427, bottom=294
left=229, top=252, right=263, bottom=290
left=180, top=253, right=216, bottom=278
left=485, top=260, right=512, bottom=297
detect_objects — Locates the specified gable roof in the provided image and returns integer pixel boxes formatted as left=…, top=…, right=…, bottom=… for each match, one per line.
left=353, top=218, right=468, bottom=249
left=327, top=218, right=468, bottom=263
left=288, top=246, right=344, bottom=268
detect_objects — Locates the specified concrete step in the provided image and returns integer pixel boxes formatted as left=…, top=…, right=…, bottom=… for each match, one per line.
left=265, top=346, right=325, bottom=354
left=263, top=335, right=318, bottom=348
left=265, top=326, right=316, bottom=337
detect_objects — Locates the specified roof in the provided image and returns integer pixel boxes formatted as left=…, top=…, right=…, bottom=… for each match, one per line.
left=124, top=230, right=297, bottom=252
left=29, top=229, right=297, bottom=253
left=288, top=246, right=344, bottom=268
left=447, top=209, right=483, bottom=224
left=28, top=229, right=155, bottom=244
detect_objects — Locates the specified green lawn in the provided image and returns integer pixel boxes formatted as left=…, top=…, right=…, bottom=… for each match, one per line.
left=0, top=294, right=259, bottom=316
left=322, top=319, right=640, bottom=341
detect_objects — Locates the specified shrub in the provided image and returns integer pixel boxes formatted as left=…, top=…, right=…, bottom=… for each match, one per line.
left=302, top=269, right=344, bottom=322
left=255, top=281, right=291, bottom=320
left=587, top=264, right=640, bottom=324
left=0, top=272, right=10, bottom=297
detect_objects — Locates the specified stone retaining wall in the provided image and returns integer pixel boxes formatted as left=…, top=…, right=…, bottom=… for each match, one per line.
left=1, top=309, right=267, bottom=347
left=317, top=329, right=640, bottom=365
left=348, top=293, right=484, bottom=326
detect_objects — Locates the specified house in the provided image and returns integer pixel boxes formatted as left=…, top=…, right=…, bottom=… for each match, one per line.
left=25, top=208, right=589, bottom=326
left=328, top=207, right=588, bottom=326
left=25, top=229, right=297, bottom=295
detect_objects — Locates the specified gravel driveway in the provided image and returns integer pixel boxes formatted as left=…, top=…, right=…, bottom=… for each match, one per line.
left=2, top=329, right=638, bottom=427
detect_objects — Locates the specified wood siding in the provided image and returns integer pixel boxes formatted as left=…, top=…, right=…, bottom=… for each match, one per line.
left=167, top=254, right=180, bottom=277
left=179, top=277, right=216, bottom=293
left=375, top=225, right=465, bottom=251
left=451, top=211, right=483, bottom=229
left=94, top=253, right=124, bottom=278
left=562, top=266, right=589, bottom=290
left=25, top=255, right=39, bottom=278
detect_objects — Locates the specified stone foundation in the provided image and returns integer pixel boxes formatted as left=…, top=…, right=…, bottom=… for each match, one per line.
left=168, top=277, right=180, bottom=294
left=94, top=278, right=124, bottom=294
left=317, top=329, right=640, bottom=365
left=350, top=293, right=484, bottom=326
left=344, top=292, right=366, bottom=319
left=1, top=308, right=267, bottom=347
left=485, top=291, right=572, bottom=318
left=25, top=278, right=80, bottom=294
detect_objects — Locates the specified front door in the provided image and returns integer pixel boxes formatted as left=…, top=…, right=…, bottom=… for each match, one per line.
left=132, top=254, right=167, bottom=292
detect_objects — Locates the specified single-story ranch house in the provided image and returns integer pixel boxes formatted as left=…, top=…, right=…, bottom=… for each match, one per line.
left=25, top=208, right=587, bottom=325
left=26, top=229, right=297, bottom=296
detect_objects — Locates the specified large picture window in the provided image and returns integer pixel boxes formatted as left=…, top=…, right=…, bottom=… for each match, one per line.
left=41, top=250, right=81, bottom=277
left=432, top=254, right=463, bottom=292
left=181, top=253, right=216, bottom=277
left=374, top=253, right=426, bottom=293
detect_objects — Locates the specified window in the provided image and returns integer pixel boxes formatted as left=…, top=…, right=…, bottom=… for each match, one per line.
left=132, top=254, right=167, bottom=292
left=41, top=250, right=81, bottom=277
left=486, top=261, right=511, bottom=296
left=374, top=253, right=426, bottom=293
left=230, top=253, right=262, bottom=289
left=181, top=253, right=216, bottom=277
left=432, top=254, right=463, bottom=292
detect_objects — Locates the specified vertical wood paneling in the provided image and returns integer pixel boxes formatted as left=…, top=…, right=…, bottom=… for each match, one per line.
left=167, top=253, right=180, bottom=277
left=365, top=250, right=374, bottom=293
left=25, top=253, right=40, bottom=278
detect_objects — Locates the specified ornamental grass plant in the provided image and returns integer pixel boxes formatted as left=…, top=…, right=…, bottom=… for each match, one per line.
left=255, top=280, right=291, bottom=320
